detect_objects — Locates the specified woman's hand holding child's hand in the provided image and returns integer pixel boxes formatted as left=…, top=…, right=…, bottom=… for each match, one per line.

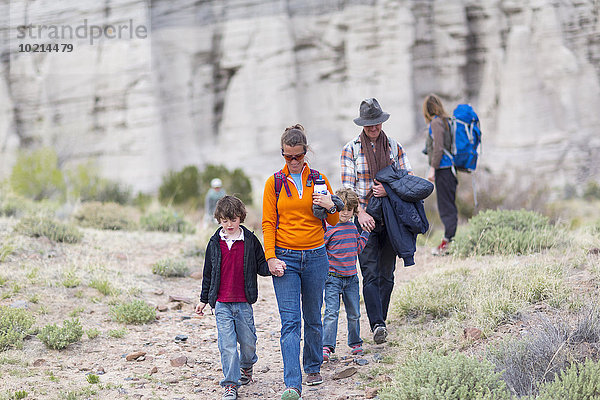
left=268, top=258, right=286, bottom=277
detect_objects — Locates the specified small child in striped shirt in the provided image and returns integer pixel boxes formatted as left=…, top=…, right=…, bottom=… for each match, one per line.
left=322, top=188, right=369, bottom=361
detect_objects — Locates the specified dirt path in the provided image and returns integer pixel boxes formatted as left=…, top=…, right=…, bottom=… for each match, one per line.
left=0, top=222, right=438, bottom=399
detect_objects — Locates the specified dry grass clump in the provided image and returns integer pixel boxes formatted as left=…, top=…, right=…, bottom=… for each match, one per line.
left=140, top=208, right=195, bottom=234
left=13, top=215, right=82, bottom=243
left=151, top=258, right=189, bottom=277
left=393, top=260, right=569, bottom=334
left=489, top=307, right=600, bottom=397
left=452, top=209, right=562, bottom=257
left=73, top=202, right=139, bottom=231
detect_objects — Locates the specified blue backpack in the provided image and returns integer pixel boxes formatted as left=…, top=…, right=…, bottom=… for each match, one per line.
left=446, top=104, right=482, bottom=172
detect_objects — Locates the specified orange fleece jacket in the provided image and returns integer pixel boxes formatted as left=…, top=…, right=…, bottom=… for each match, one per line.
left=262, top=163, right=339, bottom=260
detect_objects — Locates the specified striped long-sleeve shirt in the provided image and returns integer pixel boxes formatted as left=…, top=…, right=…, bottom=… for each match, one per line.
left=324, top=221, right=370, bottom=276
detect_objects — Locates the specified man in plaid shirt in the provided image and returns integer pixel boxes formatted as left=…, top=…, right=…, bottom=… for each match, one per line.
left=340, top=98, right=412, bottom=345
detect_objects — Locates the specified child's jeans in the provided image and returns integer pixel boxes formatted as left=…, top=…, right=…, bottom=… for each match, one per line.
left=215, top=301, right=258, bottom=387
left=323, top=274, right=362, bottom=350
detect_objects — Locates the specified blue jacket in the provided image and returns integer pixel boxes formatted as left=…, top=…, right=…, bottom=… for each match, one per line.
left=366, top=164, right=432, bottom=266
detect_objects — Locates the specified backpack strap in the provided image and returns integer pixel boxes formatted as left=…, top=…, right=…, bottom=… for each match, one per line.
left=274, top=170, right=291, bottom=230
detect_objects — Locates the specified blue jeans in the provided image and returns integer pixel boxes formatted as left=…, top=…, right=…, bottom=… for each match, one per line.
left=272, top=246, right=328, bottom=391
left=356, top=221, right=397, bottom=331
left=323, top=274, right=362, bottom=350
left=214, top=302, right=258, bottom=387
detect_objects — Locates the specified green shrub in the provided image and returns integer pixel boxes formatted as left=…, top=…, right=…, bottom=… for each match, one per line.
left=10, top=391, right=28, bottom=400
left=73, top=202, right=139, bottom=231
left=140, top=208, right=195, bottom=234
left=66, top=163, right=131, bottom=204
left=108, top=327, right=128, bottom=338
left=85, top=328, right=100, bottom=339
left=200, top=164, right=253, bottom=205
left=0, top=241, right=16, bottom=263
left=379, top=352, right=511, bottom=400
left=0, top=306, right=35, bottom=351
left=37, top=318, right=83, bottom=350
left=86, top=374, right=100, bottom=384
left=10, top=147, right=66, bottom=201
left=88, top=279, right=116, bottom=296
left=61, top=269, right=81, bottom=288
left=452, top=209, right=560, bottom=257
left=111, top=300, right=156, bottom=324
left=151, top=258, right=189, bottom=277
left=535, top=358, right=600, bottom=399
left=14, top=215, right=82, bottom=243
left=132, top=192, right=153, bottom=212
left=158, top=165, right=201, bottom=206
left=583, top=181, right=600, bottom=201
left=0, top=194, right=36, bottom=217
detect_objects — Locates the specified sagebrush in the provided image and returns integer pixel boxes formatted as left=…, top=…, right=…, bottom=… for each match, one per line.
left=73, top=202, right=139, bottom=230
left=37, top=318, right=83, bottom=350
left=14, top=215, right=82, bottom=243
left=111, top=300, right=156, bottom=324
left=151, top=258, right=189, bottom=277
left=0, top=306, right=35, bottom=351
left=379, top=351, right=511, bottom=400
left=452, top=209, right=561, bottom=257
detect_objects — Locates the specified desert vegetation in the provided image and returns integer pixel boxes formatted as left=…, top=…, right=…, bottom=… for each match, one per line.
left=1, top=148, right=599, bottom=399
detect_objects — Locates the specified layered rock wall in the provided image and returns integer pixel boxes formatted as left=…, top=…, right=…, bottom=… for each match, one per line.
left=1, top=0, right=599, bottom=197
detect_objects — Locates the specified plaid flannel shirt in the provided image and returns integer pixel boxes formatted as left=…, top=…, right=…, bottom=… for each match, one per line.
left=340, top=133, right=412, bottom=208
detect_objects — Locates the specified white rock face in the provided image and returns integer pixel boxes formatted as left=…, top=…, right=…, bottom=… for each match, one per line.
left=1, top=0, right=598, bottom=199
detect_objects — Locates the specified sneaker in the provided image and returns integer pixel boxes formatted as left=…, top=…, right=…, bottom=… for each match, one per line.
left=350, top=344, right=363, bottom=355
left=240, top=366, right=253, bottom=385
left=305, top=372, right=323, bottom=386
left=432, top=238, right=450, bottom=256
left=322, top=346, right=331, bottom=362
left=373, top=325, right=388, bottom=344
left=281, top=387, right=301, bottom=400
left=222, top=384, right=237, bottom=400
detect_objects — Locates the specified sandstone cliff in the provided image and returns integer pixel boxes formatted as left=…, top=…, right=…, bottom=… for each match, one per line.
left=1, top=0, right=599, bottom=198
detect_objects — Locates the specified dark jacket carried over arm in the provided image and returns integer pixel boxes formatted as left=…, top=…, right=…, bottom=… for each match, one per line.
left=366, top=164, right=433, bottom=266
left=200, top=225, right=270, bottom=308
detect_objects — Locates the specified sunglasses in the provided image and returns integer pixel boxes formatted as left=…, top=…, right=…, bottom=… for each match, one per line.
left=281, top=150, right=306, bottom=162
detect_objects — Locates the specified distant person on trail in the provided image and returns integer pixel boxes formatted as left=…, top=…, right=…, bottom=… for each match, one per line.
left=195, top=195, right=270, bottom=400
left=322, top=188, right=369, bottom=362
left=423, top=94, right=458, bottom=256
left=204, top=178, right=226, bottom=228
left=340, top=97, right=413, bottom=345
left=262, top=124, right=339, bottom=400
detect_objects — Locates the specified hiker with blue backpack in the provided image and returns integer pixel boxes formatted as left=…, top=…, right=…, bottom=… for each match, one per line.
left=262, top=124, right=339, bottom=400
left=423, top=94, right=481, bottom=255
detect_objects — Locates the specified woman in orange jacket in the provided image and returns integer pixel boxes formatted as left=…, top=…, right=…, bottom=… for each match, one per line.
left=262, top=124, right=339, bottom=400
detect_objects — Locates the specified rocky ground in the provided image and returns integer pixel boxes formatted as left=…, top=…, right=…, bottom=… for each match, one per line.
left=0, top=220, right=431, bottom=399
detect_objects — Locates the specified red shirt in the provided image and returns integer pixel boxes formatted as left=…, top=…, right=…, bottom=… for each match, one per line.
left=217, top=239, right=247, bottom=302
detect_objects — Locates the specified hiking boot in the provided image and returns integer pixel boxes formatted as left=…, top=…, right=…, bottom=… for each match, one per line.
left=222, top=384, right=237, bottom=400
left=305, top=372, right=323, bottom=386
left=350, top=344, right=363, bottom=355
left=240, top=366, right=253, bottom=385
left=323, top=346, right=332, bottom=362
left=373, top=325, right=388, bottom=344
left=432, top=238, right=450, bottom=256
left=281, top=387, right=301, bottom=400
